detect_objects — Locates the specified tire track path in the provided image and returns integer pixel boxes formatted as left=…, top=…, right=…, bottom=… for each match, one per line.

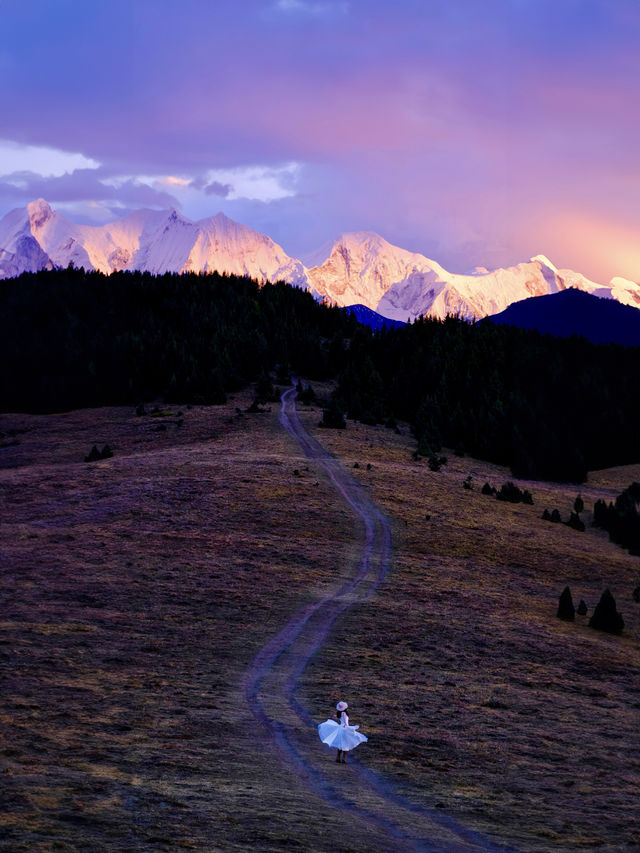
left=244, top=386, right=519, bottom=853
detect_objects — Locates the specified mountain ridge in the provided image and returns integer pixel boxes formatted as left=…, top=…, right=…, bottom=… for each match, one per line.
left=1, top=199, right=639, bottom=321
left=482, top=288, right=640, bottom=347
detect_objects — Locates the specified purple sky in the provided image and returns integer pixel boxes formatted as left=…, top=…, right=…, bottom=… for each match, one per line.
left=1, top=0, right=639, bottom=281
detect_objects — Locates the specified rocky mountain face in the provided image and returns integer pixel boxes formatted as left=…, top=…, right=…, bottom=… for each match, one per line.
left=1, top=199, right=639, bottom=321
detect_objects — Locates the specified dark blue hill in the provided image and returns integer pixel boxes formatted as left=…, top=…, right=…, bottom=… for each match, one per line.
left=482, top=288, right=640, bottom=346
left=344, top=304, right=406, bottom=331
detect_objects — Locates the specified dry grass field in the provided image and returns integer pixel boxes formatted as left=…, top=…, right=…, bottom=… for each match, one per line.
left=1, top=385, right=639, bottom=852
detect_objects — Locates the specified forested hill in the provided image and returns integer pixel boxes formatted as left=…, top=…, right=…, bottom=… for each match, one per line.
left=0, top=267, right=357, bottom=412
left=2, top=267, right=640, bottom=483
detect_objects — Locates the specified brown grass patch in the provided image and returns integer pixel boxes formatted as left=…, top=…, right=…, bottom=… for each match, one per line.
left=1, top=390, right=639, bottom=851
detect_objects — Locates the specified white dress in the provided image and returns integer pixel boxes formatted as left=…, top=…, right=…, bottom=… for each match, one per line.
left=318, top=711, right=368, bottom=752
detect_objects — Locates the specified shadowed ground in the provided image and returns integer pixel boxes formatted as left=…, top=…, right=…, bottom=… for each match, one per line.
left=1, top=386, right=639, bottom=851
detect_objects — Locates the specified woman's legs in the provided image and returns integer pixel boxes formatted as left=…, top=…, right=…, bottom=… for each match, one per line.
left=335, top=749, right=342, bottom=762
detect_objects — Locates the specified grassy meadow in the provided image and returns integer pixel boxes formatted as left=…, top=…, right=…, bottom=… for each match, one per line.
left=1, top=386, right=638, bottom=852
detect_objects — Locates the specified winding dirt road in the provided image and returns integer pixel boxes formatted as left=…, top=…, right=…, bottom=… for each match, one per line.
left=244, top=386, right=519, bottom=853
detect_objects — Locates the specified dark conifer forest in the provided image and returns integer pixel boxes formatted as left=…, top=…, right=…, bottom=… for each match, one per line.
left=2, top=267, right=640, bottom=483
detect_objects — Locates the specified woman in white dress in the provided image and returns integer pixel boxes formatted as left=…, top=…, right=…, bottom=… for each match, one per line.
left=317, top=701, right=368, bottom=763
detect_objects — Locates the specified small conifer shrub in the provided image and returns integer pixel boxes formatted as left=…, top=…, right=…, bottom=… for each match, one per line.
left=589, top=589, right=624, bottom=635
left=495, top=482, right=534, bottom=504
left=557, top=586, right=575, bottom=621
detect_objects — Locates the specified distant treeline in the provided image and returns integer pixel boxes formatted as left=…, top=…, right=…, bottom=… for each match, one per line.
left=2, top=267, right=640, bottom=482
left=0, top=267, right=357, bottom=412
left=334, top=314, right=640, bottom=482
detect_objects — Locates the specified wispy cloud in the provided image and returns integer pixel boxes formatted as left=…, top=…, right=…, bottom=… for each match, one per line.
left=203, top=163, right=301, bottom=202
left=105, top=163, right=301, bottom=205
left=0, top=140, right=99, bottom=177
left=0, top=168, right=179, bottom=212
left=203, top=181, right=232, bottom=197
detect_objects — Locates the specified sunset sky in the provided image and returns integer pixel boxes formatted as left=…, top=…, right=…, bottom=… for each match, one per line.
left=1, top=0, right=638, bottom=281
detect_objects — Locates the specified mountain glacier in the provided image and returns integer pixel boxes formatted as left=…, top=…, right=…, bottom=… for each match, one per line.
left=1, top=199, right=639, bottom=321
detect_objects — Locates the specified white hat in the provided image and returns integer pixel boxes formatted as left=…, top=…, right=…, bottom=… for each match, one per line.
left=336, top=701, right=348, bottom=711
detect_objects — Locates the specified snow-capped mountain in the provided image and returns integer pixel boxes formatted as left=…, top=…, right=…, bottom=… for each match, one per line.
left=306, top=232, right=640, bottom=321
left=0, top=199, right=307, bottom=286
left=1, top=199, right=639, bottom=321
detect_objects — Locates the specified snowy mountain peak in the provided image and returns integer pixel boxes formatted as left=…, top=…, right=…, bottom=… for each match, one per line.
left=332, top=231, right=389, bottom=250
left=306, top=230, right=422, bottom=305
left=210, top=211, right=237, bottom=227
left=608, top=276, right=640, bottom=308
left=307, top=231, right=450, bottom=312
left=529, top=254, right=558, bottom=272
left=611, top=275, right=639, bottom=288
left=27, top=198, right=54, bottom=230
left=163, top=208, right=192, bottom=228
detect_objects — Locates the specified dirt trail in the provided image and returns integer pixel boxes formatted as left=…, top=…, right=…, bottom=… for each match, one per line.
left=244, top=387, right=519, bottom=853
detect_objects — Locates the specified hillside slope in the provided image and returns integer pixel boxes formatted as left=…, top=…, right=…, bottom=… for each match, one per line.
left=484, top=288, right=640, bottom=346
